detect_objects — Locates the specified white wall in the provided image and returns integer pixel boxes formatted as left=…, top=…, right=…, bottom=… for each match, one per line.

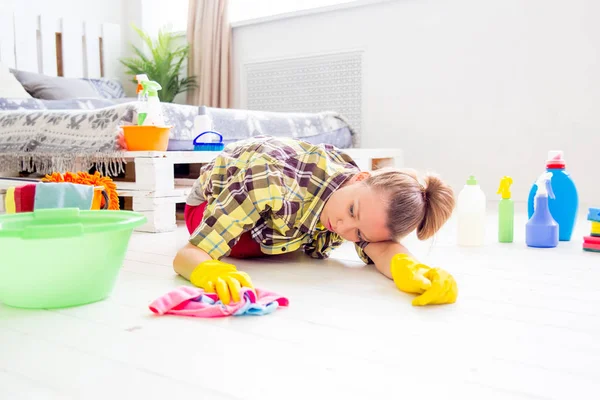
left=120, top=0, right=189, bottom=101
left=229, top=0, right=362, bottom=23
left=232, top=0, right=600, bottom=206
left=1, top=0, right=123, bottom=25
left=1, top=0, right=126, bottom=81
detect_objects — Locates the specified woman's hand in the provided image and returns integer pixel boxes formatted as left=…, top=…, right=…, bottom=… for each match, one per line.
left=390, top=253, right=458, bottom=306
left=190, top=259, right=254, bottom=304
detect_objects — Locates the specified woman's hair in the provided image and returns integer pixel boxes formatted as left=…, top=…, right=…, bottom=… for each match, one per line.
left=363, top=168, right=456, bottom=241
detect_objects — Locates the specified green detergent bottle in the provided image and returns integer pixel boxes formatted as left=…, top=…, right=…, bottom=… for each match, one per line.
left=497, top=176, right=514, bottom=243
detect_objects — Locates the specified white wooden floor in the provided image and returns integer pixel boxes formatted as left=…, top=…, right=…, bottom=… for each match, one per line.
left=1, top=202, right=599, bottom=400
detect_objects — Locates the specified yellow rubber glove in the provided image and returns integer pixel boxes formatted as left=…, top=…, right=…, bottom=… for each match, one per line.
left=189, top=259, right=254, bottom=305
left=390, top=253, right=458, bottom=306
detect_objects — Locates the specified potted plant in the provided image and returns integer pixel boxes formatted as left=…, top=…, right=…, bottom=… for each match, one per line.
left=120, top=24, right=197, bottom=103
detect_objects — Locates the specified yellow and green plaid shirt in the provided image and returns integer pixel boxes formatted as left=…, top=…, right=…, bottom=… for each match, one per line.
left=187, top=136, right=372, bottom=263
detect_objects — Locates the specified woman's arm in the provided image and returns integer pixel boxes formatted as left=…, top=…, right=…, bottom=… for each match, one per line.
left=363, top=241, right=415, bottom=279
left=173, top=243, right=213, bottom=280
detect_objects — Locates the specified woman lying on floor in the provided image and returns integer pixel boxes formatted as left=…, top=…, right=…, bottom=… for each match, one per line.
left=173, top=136, right=458, bottom=306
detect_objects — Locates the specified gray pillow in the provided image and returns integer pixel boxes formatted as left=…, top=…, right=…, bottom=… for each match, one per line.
left=83, top=78, right=125, bottom=99
left=11, top=69, right=100, bottom=100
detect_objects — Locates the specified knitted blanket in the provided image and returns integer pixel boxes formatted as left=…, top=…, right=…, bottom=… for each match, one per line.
left=0, top=98, right=357, bottom=151
left=0, top=100, right=358, bottom=175
left=0, top=103, right=135, bottom=175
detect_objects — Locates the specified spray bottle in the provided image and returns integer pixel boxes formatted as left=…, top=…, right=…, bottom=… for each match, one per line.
left=140, top=80, right=165, bottom=126
left=526, top=172, right=558, bottom=248
left=135, top=74, right=149, bottom=125
left=497, top=176, right=514, bottom=243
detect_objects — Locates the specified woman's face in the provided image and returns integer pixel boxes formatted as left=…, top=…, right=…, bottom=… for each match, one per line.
left=320, top=173, right=392, bottom=243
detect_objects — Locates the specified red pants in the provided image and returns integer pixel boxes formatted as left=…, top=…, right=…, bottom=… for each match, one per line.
left=184, top=202, right=264, bottom=258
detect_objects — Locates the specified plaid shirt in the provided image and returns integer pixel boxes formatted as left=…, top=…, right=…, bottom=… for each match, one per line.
left=187, top=136, right=372, bottom=263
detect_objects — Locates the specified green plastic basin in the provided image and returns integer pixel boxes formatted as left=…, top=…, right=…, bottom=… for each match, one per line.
left=0, top=208, right=146, bottom=309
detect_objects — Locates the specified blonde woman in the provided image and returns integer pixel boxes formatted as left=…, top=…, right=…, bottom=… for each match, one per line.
left=173, top=136, right=458, bottom=306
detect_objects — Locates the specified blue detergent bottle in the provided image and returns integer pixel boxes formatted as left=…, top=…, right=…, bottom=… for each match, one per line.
left=526, top=172, right=559, bottom=248
left=527, top=151, right=578, bottom=241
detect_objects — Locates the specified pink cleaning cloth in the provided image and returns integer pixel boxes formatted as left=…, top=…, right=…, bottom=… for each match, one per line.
left=149, top=286, right=289, bottom=318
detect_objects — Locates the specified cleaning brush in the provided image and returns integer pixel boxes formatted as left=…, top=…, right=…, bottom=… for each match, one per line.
left=193, top=131, right=225, bottom=151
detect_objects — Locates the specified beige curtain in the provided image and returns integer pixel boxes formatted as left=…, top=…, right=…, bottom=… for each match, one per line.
left=187, top=0, right=231, bottom=107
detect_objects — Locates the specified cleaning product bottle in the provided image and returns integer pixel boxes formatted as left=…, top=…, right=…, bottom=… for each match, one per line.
left=135, top=74, right=149, bottom=125
left=140, top=79, right=165, bottom=126
left=457, top=175, right=486, bottom=246
left=527, top=150, right=578, bottom=241
left=526, top=172, right=558, bottom=248
left=193, top=106, right=212, bottom=135
left=497, top=176, right=514, bottom=243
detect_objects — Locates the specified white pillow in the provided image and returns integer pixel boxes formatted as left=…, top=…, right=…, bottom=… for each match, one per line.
left=0, top=62, right=32, bottom=98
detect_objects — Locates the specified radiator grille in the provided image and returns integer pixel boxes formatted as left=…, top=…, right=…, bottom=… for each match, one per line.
left=244, top=51, right=363, bottom=145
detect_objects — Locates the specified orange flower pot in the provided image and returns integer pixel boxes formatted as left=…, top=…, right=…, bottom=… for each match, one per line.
left=122, top=125, right=171, bottom=151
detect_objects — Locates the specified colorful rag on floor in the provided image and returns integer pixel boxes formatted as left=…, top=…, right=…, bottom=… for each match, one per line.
left=149, top=286, right=289, bottom=318
left=4, top=181, right=99, bottom=213
left=34, top=182, right=94, bottom=210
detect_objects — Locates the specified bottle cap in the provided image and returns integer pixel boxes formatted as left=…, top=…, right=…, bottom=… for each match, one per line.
left=546, top=150, right=566, bottom=169
left=466, top=175, right=478, bottom=185
left=497, top=176, right=513, bottom=199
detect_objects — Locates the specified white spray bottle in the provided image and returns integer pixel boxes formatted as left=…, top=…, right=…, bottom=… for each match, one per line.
left=140, top=79, right=165, bottom=126
left=135, top=74, right=149, bottom=125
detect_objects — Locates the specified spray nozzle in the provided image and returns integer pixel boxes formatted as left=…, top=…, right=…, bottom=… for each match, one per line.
left=135, top=74, right=149, bottom=94
left=497, top=176, right=513, bottom=199
left=535, top=172, right=555, bottom=199
left=140, top=80, right=162, bottom=97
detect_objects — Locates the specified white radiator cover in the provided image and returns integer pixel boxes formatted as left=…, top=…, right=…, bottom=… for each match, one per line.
left=242, top=50, right=363, bottom=145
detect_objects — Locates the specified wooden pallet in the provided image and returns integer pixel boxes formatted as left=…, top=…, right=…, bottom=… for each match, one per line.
left=0, top=148, right=404, bottom=233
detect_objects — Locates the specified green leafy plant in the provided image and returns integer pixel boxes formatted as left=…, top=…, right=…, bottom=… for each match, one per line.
left=120, top=24, right=197, bottom=103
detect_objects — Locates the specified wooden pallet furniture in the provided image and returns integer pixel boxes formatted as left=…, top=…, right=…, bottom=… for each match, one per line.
left=0, top=148, right=404, bottom=232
